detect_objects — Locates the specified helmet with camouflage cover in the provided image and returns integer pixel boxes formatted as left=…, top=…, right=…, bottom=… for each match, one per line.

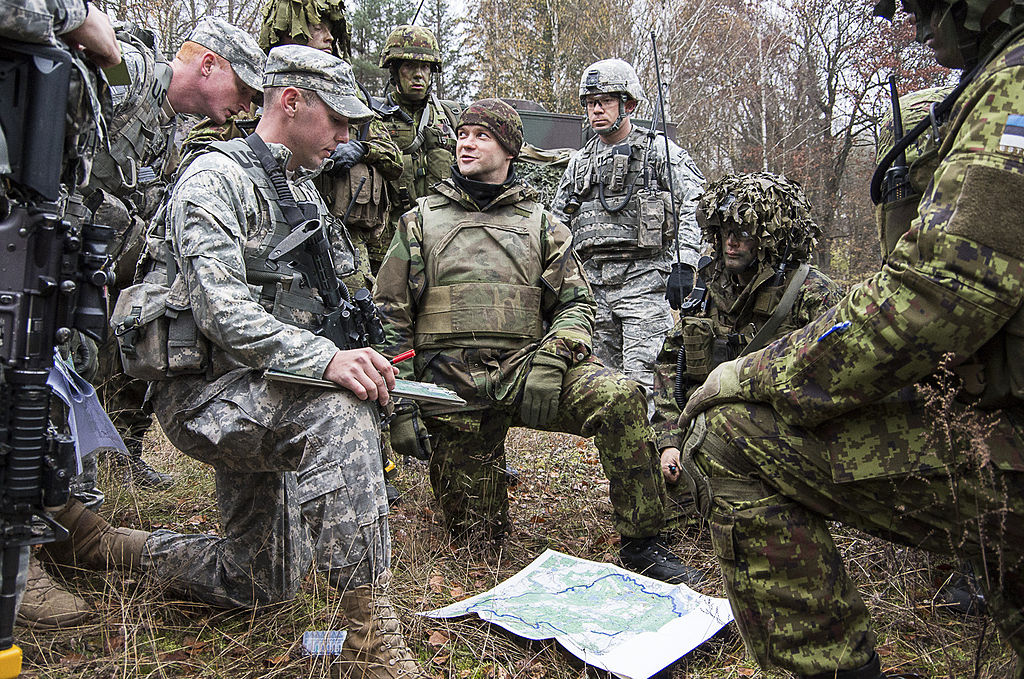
left=697, top=172, right=820, bottom=270
left=457, top=98, right=523, bottom=158
left=578, top=59, right=645, bottom=106
left=876, top=85, right=954, bottom=166
left=259, top=0, right=350, bottom=58
left=379, top=25, right=441, bottom=70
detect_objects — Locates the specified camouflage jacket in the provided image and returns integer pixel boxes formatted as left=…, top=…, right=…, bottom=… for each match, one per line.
left=724, top=23, right=1024, bottom=475
left=164, top=139, right=351, bottom=379
left=551, top=125, right=704, bottom=285
left=374, top=175, right=595, bottom=414
left=0, top=0, right=86, bottom=44
left=653, top=260, right=841, bottom=450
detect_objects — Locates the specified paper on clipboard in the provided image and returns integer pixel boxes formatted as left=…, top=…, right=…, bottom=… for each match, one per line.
left=264, top=369, right=466, bottom=407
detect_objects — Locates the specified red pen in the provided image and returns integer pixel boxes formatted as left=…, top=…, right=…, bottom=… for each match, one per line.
left=391, top=349, right=416, bottom=365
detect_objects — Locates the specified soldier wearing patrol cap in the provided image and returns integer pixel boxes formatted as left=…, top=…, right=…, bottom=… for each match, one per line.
left=676, top=0, right=1024, bottom=672
left=375, top=98, right=705, bottom=587
left=77, top=15, right=265, bottom=498
left=46, top=45, right=428, bottom=679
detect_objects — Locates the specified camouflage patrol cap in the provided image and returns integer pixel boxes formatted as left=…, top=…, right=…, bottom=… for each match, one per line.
left=264, top=45, right=372, bottom=121
left=697, top=172, right=820, bottom=267
left=379, top=25, right=441, bottom=69
left=457, top=98, right=523, bottom=158
left=188, top=17, right=266, bottom=93
left=876, top=85, right=954, bottom=166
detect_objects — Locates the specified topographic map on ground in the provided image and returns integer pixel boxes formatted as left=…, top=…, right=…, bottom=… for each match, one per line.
left=423, top=549, right=734, bottom=679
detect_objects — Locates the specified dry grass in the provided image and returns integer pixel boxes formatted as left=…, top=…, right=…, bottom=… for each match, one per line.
left=16, top=425, right=1018, bottom=678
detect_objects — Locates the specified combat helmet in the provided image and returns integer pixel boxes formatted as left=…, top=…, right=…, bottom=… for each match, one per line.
left=578, top=59, right=644, bottom=135
left=697, top=172, right=820, bottom=272
left=259, top=0, right=349, bottom=58
left=379, top=25, right=441, bottom=70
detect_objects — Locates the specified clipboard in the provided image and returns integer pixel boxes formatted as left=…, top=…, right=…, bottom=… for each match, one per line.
left=264, top=369, right=466, bottom=407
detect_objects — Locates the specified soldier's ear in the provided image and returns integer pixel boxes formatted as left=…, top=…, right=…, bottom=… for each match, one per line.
left=624, top=99, right=638, bottom=115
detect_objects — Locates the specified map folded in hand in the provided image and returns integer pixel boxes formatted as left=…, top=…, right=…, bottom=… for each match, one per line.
left=263, top=369, right=467, bottom=406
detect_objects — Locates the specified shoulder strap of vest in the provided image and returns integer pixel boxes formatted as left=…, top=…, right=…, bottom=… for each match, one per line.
left=740, top=263, right=811, bottom=356
left=243, top=133, right=307, bottom=228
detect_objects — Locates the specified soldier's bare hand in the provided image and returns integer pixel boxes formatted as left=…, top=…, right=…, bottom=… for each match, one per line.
left=323, top=348, right=398, bottom=405
left=63, top=4, right=121, bottom=68
left=660, top=447, right=681, bottom=483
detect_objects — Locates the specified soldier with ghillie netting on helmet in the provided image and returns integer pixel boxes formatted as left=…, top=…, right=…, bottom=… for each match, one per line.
left=650, top=172, right=842, bottom=524
left=374, top=25, right=459, bottom=272
left=552, top=58, right=705, bottom=417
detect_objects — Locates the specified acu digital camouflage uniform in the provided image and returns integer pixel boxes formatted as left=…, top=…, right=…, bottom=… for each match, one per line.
left=553, top=60, right=704, bottom=409
left=375, top=25, right=458, bottom=271
left=679, top=13, right=1024, bottom=677
left=138, top=47, right=390, bottom=607
left=652, top=173, right=842, bottom=520
left=374, top=100, right=671, bottom=544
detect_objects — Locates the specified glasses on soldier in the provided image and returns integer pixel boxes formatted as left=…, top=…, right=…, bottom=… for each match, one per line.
left=720, top=225, right=755, bottom=242
left=585, top=95, right=619, bottom=110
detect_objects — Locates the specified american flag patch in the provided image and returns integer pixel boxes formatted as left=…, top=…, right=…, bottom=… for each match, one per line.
left=999, top=114, right=1024, bottom=151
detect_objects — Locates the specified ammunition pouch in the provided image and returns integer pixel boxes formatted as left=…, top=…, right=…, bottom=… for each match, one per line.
left=110, top=277, right=209, bottom=381
left=329, top=162, right=390, bottom=236
left=678, top=317, right=733, bottom=387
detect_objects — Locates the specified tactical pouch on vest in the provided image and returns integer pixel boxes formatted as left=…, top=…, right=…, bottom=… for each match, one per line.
left=330, top=162, right=389, bottom=236
left=876, top=193, right=920, bottom=260
left=680, top=317, right=716, bottom=383
left=637, top=188, right=668, bottom=250
left=110, top=277, right=209, bottom=381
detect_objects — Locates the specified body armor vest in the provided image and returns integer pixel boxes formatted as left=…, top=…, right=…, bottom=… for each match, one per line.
left=88, top=24, right=174, bottom=209
left=381, top=93, right=457, bottom=209
left=416, top=193, right=546, bottom=347
left=568, top=133, right=673, bottom=262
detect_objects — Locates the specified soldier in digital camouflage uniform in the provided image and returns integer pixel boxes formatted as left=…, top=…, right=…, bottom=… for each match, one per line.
left=374, top=98, right=703, bottom=586
left=677, top=0, right=1024, bottom=674
left=1, top=0, right=120, bottom=632
left=652, top=173, right=842, bottom=524
left=81, top=16, right=264, bottom=491
left=374, top=25, right=459, bottom=273
left=45, top=46, right=428, bottom=678
left=553, top=59, right=704, bottom=416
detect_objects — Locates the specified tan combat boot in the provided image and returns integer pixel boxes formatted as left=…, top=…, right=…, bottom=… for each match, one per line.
left=40, top=498, right=150, bottom=571
left=336, top=570, right=427, bottom=679
left=16, top=553, right=94, bottom=629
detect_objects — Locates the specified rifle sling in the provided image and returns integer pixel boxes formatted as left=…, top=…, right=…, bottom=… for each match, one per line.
left=740, top=263, right=810, bottom=357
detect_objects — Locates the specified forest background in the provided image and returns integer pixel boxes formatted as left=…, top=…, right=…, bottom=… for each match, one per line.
left=95, top=0, right=954, bottom=284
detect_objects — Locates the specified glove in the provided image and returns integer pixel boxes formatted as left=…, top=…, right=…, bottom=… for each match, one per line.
left=519, top=351, right=567, bottom=428
left=328, top=139, right=366, bottom=173
left=665, top=262, right=695, bottom=310
left=389, top=403, right=432, bottom=461
left=681, top=358, right=747, bottom=426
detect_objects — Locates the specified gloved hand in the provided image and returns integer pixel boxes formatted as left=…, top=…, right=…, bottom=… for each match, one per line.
left=328, top=139, right=366, bottom=173
left=681, top=358, right=747, bottom=426
left=389, top=403, right=432, bottom=461
left=665, top=262, right=695, bottom=310
left=519, top=351, right=567, bottom=428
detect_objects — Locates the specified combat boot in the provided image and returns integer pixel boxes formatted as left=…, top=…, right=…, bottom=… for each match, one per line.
left=109, top=438, right=173, bottom=489
left=16, top=553, right=94, bottom=630
left=40, top=498, right=150, bottom=571
left=619, top=536, right=709, bottom=588
left=336, top=571, right=427, bottom=679
left=804, top=653, right=924, bottom=678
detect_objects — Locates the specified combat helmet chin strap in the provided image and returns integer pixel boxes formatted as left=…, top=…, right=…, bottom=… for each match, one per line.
left=594, top=93, right=631, bottom=137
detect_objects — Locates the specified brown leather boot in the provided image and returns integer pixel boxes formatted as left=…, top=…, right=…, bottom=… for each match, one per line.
left=40, top=499, right=150, bottom=571
left=16, top=553, right=94, bottom=629
left=336, top=571, right=426, bottom=679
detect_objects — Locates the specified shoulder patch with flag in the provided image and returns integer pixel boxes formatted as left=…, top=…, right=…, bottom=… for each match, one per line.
left=998, top=114, right=1024, bottom=152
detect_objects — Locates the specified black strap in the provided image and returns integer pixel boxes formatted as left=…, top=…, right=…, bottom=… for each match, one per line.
left=741, top=263, right=810, bottom=356
left=244, top=133, right=307, bottom=227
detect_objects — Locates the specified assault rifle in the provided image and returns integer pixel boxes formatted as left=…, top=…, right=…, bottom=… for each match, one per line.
left=0, top=40, right=114, bottom=677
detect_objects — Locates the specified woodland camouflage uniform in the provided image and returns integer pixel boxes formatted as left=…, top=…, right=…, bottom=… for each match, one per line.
left=373, top=99, right=675, bottom=548
left=652, top=173, right=842, bottom=520
left=679, top=2, right=1024, bottom=674
left=374, top=25, right=458, bottom=271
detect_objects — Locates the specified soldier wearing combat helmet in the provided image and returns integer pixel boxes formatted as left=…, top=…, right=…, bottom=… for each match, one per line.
left=651, top=172, right=841, bottom=521
left=676, top=0, right=1024, bottom=672
left=375, top=98, right=705, bottom=586
left=374, top=25, right=459, bottom=272
left=553, top=58, right=704, bottom=416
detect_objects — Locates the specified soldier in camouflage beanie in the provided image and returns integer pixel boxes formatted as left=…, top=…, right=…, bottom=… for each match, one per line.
left=457, top=98, right=523, bottom=159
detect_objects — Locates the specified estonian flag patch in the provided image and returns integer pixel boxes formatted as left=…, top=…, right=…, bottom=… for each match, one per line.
left=999, top=114, right=1024, bottom=152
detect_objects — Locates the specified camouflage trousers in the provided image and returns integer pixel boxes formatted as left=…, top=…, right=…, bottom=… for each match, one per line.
left=426, top=359, right=667, bottom=541
left=95, top=333, right=153, bottom=452
left=683, top=400, right=1024, bottom=677
left=145, top=368, right=390, bottom=608
left=590, top=271, right=674, bottom=415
